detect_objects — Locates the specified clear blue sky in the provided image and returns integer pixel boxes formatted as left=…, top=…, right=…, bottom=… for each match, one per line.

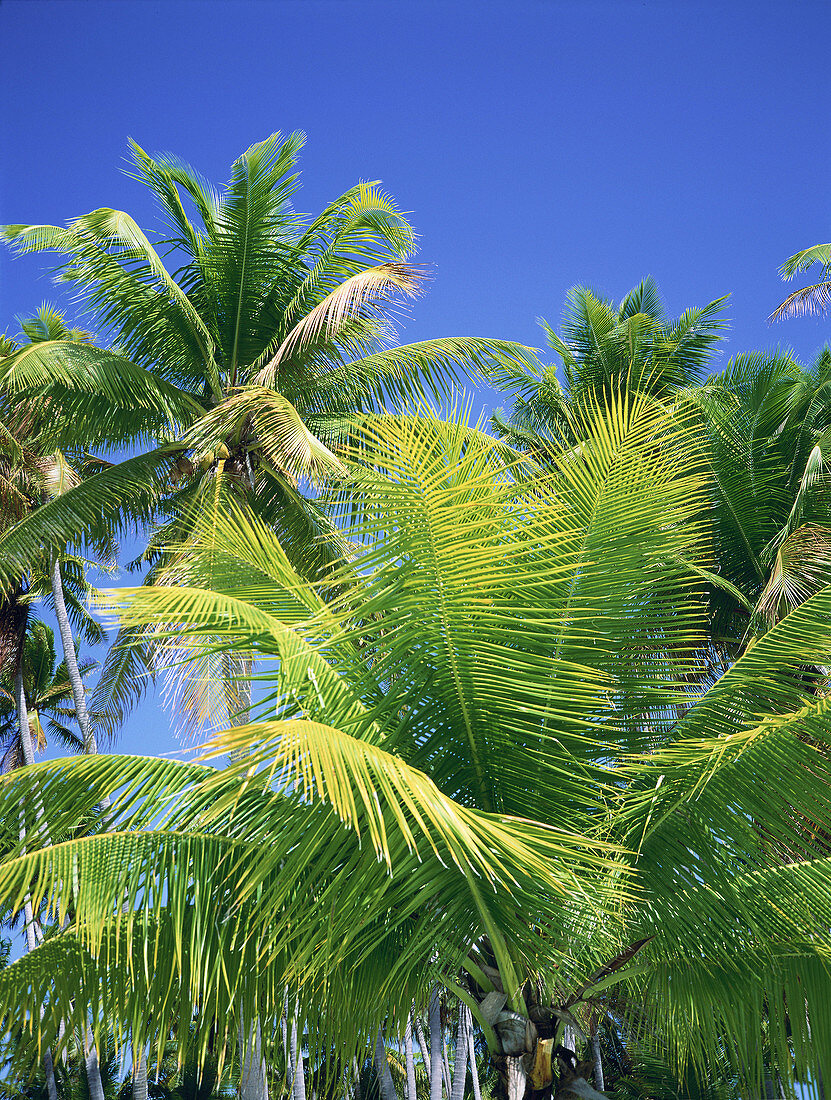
left=1, top=0, right=830, bottom=762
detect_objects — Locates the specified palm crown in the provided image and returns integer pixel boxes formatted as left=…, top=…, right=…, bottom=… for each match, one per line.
left=0, top=132, right=533, bottom=585
left=0, top=619, right=92, bottom=771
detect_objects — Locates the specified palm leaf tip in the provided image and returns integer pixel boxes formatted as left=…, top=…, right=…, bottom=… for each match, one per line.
left=266, top=263, right=428, bottom=371
left=769, top=281, right=831, bottom=323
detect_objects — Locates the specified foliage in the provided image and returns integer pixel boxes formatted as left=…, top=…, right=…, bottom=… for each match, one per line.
left=771, top=241, right=831, bottom=322
left=0, top=395, right=827, bottom=1095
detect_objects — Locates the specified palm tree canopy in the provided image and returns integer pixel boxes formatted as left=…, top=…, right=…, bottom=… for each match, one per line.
left=492, top=278, right=728, bottom=441
left=0, top=619, right=90, bottom=770
left=0, top=133, right=537, bottom=583
left=686, top=347, right=831, bottom=647
left=0, top=395, right=830, bottom=1093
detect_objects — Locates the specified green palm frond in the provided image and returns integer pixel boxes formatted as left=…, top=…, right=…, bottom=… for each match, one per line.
left=184, top=387, right=347, bottom=481
left=0, top=341, right=203, bottom=448
left=771, top=241, right=831, bottom=323
left=0, top=443, right=183, bottom=589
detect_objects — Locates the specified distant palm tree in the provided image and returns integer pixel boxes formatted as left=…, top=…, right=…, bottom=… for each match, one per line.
left=0, top=306, right=110, bottom=757
left=0, top=618, right=92, bottom=771
left=770, top=241, right=831, bottom=322
left=491, top=276, right=727, bottom=455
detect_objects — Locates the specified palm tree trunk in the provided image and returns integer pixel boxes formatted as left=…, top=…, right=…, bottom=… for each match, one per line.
left=132, top=1048, right=149, bottom=1100
left=467, top=1017, right=481, bottom=1100
left=450, top=1008, right=469, bottom=1100
left=414, top=1012, right=432, bottom=1079
left=240, top=1018, right=269, bottom=1100
left=84, top=1029, right=106, bottom=1100
left=32, top=596, right=109, bottom=1100
left=404, top=1014, right=418, bottom=1100
left=44, top=1048, right=58, bottom=1100
left=374, top=1026, right=398, bottom=1100
left=441, top=1036, right=452, bottom=1099
left=504, top=1058, right=527, bottom=1100
left=291, top=1014, right=307, bottom=1100
left=234, top=663, right=269, bottom=1100
left=82, top=1029, right=105, bottom=1094
left=282, top=1002, right=293, bottom=1091
left=50, top=553, right=97, bottom=752
left=14, top=660, right=36, bottom=768
left=590, top=1036, right=604, bottom=1092
left=429, top=987, right=443, bottom=1100
left=561, top=1024, right=576, bottom=1056
left=16, top=657, right=59, bottom=1100
left=351, top=1057, right=362, bottom=1100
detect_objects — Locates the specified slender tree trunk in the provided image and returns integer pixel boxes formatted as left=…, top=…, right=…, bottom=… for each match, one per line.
left=505, top=1058, right=527, bottom=1100
left=404, top=1014, right=418, bottom=1100
left=442, top=1036, right=452, bottom=1098
left=450, top=1007, right=469, bottom=1100
left=352, top=1057, right=362, bottom=1100
left=50, top=554, right=97, bottom=752
left=414, top=1012, right=432, bottom=1079
left=429, top=987, right=443, bottom=1100
left=291, top=1014, right=306, bottom=1100
left=38, top=581, right=110, bottom=1100
left=561, top=1024, right=576, bottom=1056
left=374, top=1026, right=398, bottom=1100
left=282, top=1001, right=293, bottom=1092
left=44, top=1048, right=58, bottom=1100
left=132, top=1048, right=149, bottom=1100
left=85, top=1029, right=106, bottom=1100
left=590, top=1036, right=604, bottom=1092
left=467, top=1016, right=482, bottom=1100
left=15, top=662, right=36, bottom=768
left=232, top=665, right=269, bottom=1100
left=16, top=659, right=59, bottom=1100
left=240, top=1019, right=269, bottom=1100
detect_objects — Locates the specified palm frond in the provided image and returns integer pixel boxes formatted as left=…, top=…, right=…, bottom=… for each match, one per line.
left=770, top=279, right=831, bottom=322
left=260, top=264, right=425, bottom=379
left=0, top=444, right=183, bottom=591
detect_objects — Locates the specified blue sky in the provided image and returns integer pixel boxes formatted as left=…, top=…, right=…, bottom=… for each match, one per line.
left=1, top=0, right=831, bottom=762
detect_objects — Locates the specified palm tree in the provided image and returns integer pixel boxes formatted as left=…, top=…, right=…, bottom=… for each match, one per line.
left=685, top=346, right=831, bottom=651
left=491, top=276, right=727, bottom=448
left=118, top=1025, right=238, bottom=1099
left=0, top=315, right=110, bottom=1100
left=0, top=131, right=534, bottom=599
left=493, top=280, right=831, bottom=659
left=0, top=395, right=829, bottom=1097
left=770, top=241, right=831, bottom=322
left=0, top=1027, right=122, bottom=1099
left=0, top=306, right=112, bottom=755
left=0, top=618, right=92, bottom=771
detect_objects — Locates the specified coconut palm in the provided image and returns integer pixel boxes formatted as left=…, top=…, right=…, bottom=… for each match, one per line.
left=491, top=277, right=728, bottom=451
left=770, top=241, right=831, bottom=322
left=0, top=306, right=112, bottom=755
left=0, top=131, right=534, bottom=596
left=0, top=618, right=93, bottom=771
left=683, top=346, right=831, bottom=651
left=0, top=394, right=830, bottom=1097
left=0, top=1028, right=121, bottom=1099
left=494, top=281, right=831, bottom=661
left=0, top=310, right=114, bottom=1100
